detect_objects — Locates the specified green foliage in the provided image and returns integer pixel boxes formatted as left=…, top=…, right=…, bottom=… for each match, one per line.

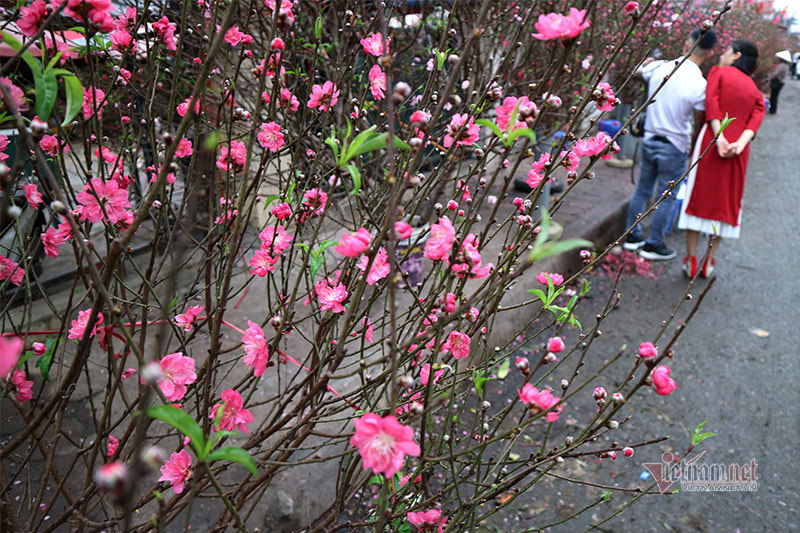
left=691, top=421, right=716, bottom=447
left=34, top=338, right=58, bottom=381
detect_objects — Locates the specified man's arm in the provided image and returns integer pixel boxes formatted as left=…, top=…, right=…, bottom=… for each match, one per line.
left=691, top=109, right=705, bottom=151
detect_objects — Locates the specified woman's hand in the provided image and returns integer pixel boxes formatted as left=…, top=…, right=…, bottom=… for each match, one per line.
left=716, top=135, right=736, bottom=158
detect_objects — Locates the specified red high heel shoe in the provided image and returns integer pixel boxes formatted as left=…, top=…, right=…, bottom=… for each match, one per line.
left=700, top=257, right=716, bottom=278
left=682, top=256, right=697, bottom=278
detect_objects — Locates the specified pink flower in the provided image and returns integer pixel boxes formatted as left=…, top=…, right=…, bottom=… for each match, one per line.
left=76, top=178, right=132, bottom=225
left=271, top=202, right=292, bottom=220
left=0, top=336, right=23, bottom=378
left=159, top=449, right=192, bottom=494
left=561, top=150, right=580, bottom=171
left=257, top=122, right=285, bottom=152
left=40, top=134, right=67, bottom=156
left=0, top=254, right=25, bottom=286
left=368, top=64, right=386, bottom=101
left=410, top=110, right=431, bottom=126
left=264, top=0, right=294, bottom=24
left=250, top=250, right=279, bottom=276
left=242, top=321, right=270, bottom=377
left=335, top=227, right=371, bottom=257
left=442, top=331, right=470, bottom=359
left=0, top=135, right=9, bottom=163
left=10, top=370, right=33, bottom=403
left=420, top=364, right=444, bottom=386
left=315, top=278, right=348, bottom=313
left=451, top=234, right=493, bottom=279
left=518, top=384, right=563, bottom=421
left=68, top=309, right=103, bottom=339
left=574, top=131, right=612, bottom=158
left=81, top=87, right=106, bottom=120
left=152, top=16, right=177, bottom=51
left=94, top=461, right=128, bottom=494
left=307, top=81, right=339, bottom=112
left=443, top=292, right=456, bottom=313
left=407, top=509, right=448, bottom=532
left=23, top=183, right=43, bottom=210
left=0, top=78, right=28, bottom=112
left=210, top=388, right=254, bottom=433
left=157, top=352, right=197, bottom=402
left=350, top=413, right=420, bottom=478
left=110, top=28, right=133, bottom=51
left=547, top=336, right=565, bottom=354
left=107, top=435, right=119, bottom=457
left=361, top=317, right=374, bottom=343
left=424, top=217, right=455, bottom=261
left=224, top=25, right=252, bottom=46
left=536, top=271, right=564, bottom=286
left=594, top=82, right=616, bottom=112
left=176, top=97, right=200, bottom=117
left=216, top=140, right=248, bottom=173
left=526, top=152, right=550, bottom=189
left=360, top=33, right=388, bottom=56
left=174, top=305, right=204, bottom=332
left=279, top=88, right=299, bottom=111
left=652, top=365, right=676, bottom=396
left=258, top=225, right=293, bottom=254
left=357, top=247, right=390, bottom=285
left=302, top=188, right=327, bottom=218
left=638, top=342, right=658, bottom=359
left=174, top=138, right=193, bottom=158
left=532, top=8, right=590, bottom=41
left=443, top=113, right=480, bottom=148
left=120, top=368, right=136, bottom=380
left=495, top=96, right=532, bottom=132
left=624, top=1, right=639, bottom=15
left=395, top=221, right=412, bottom=240
left=41, top=222, right=71, bottom=257
left=18, top=0, right=48, bottom=36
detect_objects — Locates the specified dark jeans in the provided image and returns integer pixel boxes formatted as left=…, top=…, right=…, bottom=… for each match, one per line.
left=769, top=80, right=784, bottom=113
left=626, top=137, right=687, bottom=247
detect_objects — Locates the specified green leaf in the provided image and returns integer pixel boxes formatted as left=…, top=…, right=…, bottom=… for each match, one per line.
left=206, top=446, right=258, bottom=476
left=367, top=475, right=384, bottom=485
left=17, top=351, right=35, bottom=368
left=310, top=255, right=324, bottom=280
left=496, top=358, right=510, bottom=379
left=58, top=73, right=83, bottom=126
left=45, top=51, right=65, bottom=71
left=345, top=163, right=361, bottom=196
left=324, top=135, right=340, bottom=161
left=343, top=125, right=377, bottom=162
left=34, top=338, right=57, bottom=381
left=530, top=238, right=593, bottom=263
left=472, top=369, right=492, bottom=397
left=527, top=288, right=547, bottom=306
left=315, top=240, right=337, bottom=256
left=533, top=209, right=552, bottom=252
left=475, top=118, right=504, bottom=141
left=718, top=113, right=736, bottom=133
left=314, top=16, right=323, bottom=39
left=261, top=194, right=280, bottom=209
left=346, top=132, right=387, bottom=161
left=507, top=127, right=537, bottom=145
left=147, top=405, right=206, bottom=458
left=601, top=490, right=613, bottom=502
left=691, top=421, right=716, bottom=446
left=203, top=130, right=220, bottom=151
left=397, top=522, right=413, bottom=533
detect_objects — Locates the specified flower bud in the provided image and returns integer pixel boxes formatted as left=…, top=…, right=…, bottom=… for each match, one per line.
left=565, top=436, right=574, bottom=445
left=271, top=37, right=285, bottom=50
left=560, top=379, right=569, bottom=389
left=30, top=118, right=48, bottom=140
left=623, top=447, right=634, bottom=457
left=270, top=315, right=283, bottom=330
left=410, top=401, right=424, bottom=415
left=611, top=392, right=624, bottom=404
left=593, top=387, right=606, bottom=401
left=481, top=400, right=491, bottom=411
left=94, top=461, right=129, bottom=501
left=32, top=342, right=46, bottom=355
left=142, top=360, right=163, bottom=384
left=392, top=81, right=411, bottom=99
left=608, top=420, right=619, bottom=429
left=399, top=375, right=414, bottom=389
left=50, top=200, right=66, bottom=213
left=607, top=451, right=617, bottom=460
left=515, top=357, right=530, bottom=374
left=543, top=352, right=557, bottom=364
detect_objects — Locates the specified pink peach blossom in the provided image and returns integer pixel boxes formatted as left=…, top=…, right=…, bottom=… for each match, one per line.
left=224, top=25, right=253, bottom=46
left=68, top=309, right=103, bottom=340
left=271, top=202, right=292, bottom=220
left=420, top=364, right=444, bottom=386
left=157, top=352, right=197, bottom=401
left=424, top=217, right=455, bottom=261
left=257, top=122, right=285, bottom=152
left=210, top=388, right=254, bottom=433
left=394, top=221, right=412, bottom=240
left=518, top=384, right=563, bottom=421
left=532, top=8, right=590, bottom=41
left=107, top=435, right=119, bottom=457
left=442, top=331, right=471, bottom=359
left=23, top=183, right=43, bottom=210
left=350, top=413, right=420, bottom=478
left=357, top=247, right=390, bottom=285
left=174, top=305, right=204, bottom=332
left=495, top=96, right=532, bottom=132
left=594, top=82, right=616, bottom=112
left=159, top=449, right=192, bottom=493
left=0, top=254, right=25, bottom=286
left=152, top=16, right=177, bottom=50
left=315, top=278, right=348, bottom=313
left=360, top=33, right=389, bottom=56
left=250, top=250, right=279, bottom=276
left=302, top=188, right=327, bottom=218
left=335, top=228, right=371, bottom=257
left=76, top=178, right=132, bottom=226
left=526, top=152, right=550, bottom=189
left=368, top=64, right=386, bottom=101
left=17, top=0, right=48, bottom=36
left=547, top=337, right=565, bottom=354
left=258, top=225, right=293, bottom=255
left=443, top=113, right=480, bottom=148
left=573, top=131, right=612, bottom=158
left=652, top=365, right=676, bottom=396
left=176, top=97, right=200, bottom=117
left=0, top=336, right=23, bottom=379
left=407, top=509, right=447, bottom=532
left=174, top=138, right=193, bottom=158
left=216, top=140, right=248, bottom=173
left=41, top=222, right=71, bottom=258
left=307, top=81, right=339, bottom=112
left=638, top=342, right=658, bottom=359
left=242, top=321, right=270, bottom=377
left=1, top=77, right=28, bottom=112
left=10, top=370, right=33, bottom=403
left=81, top=87, right=105, bottom=119
left=537, top=271, right=564, bottom=286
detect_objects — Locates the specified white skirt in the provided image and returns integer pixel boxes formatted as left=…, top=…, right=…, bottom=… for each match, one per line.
left=676, top=123, right=742, bottom=239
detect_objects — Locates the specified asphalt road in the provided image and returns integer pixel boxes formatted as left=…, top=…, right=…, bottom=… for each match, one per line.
left=563, top=78, right=800, bottom=532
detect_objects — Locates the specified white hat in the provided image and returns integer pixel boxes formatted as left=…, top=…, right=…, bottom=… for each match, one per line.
left=776, top=50, right=792, bottom=63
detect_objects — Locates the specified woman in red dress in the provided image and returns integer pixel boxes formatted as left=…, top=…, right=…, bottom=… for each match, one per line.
left=677, top=39, right=765, bottom=278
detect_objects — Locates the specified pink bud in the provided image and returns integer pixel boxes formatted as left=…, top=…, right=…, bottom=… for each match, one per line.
left=94, top=461, right=128, bottom=499
left=607, top=451, right=617, bottom=460
left=32, top=342, right=46, bottom=355
left=515, top=357, right=530, bottom=374
left=623, top=447, right=634, bottom=458
left=394, top=221, right=412, bottom=240
left=624, top=1, right=639, bottom=15
left=547, top=336, right=565, bottom=354
left=271, top=37, right=285, bottom=50
left=612, top=392, right=624, bottom=403
left=593, top=387, right=606, bottom=400
left=446, top=200, right=458, bottom=211
left=638, top=342, right=658, bottom=359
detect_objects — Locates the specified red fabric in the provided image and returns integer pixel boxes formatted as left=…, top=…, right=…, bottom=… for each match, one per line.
left=685, top=66, right=765, bottom=226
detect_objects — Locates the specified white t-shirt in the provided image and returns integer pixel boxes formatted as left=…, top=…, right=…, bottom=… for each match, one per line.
left=640, top=58, right=706, bottom=153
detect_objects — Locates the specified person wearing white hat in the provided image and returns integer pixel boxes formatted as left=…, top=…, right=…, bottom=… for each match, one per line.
left=767, top=51, right=791, bottom=114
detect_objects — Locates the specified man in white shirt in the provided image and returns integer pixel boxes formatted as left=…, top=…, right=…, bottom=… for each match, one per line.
left=623, top=28, right=717, bottom=261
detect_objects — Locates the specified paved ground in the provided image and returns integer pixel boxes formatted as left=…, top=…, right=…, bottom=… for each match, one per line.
left=491, top=80, right=799, bottom=532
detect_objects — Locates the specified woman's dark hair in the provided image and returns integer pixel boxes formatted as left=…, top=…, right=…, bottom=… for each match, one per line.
left=731, top=39, right=759, bottom=75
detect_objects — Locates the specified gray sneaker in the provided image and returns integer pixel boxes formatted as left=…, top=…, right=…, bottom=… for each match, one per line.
left=639, top=243, right=677, bottom=261
left=622, top=235, right=645, bottom=251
